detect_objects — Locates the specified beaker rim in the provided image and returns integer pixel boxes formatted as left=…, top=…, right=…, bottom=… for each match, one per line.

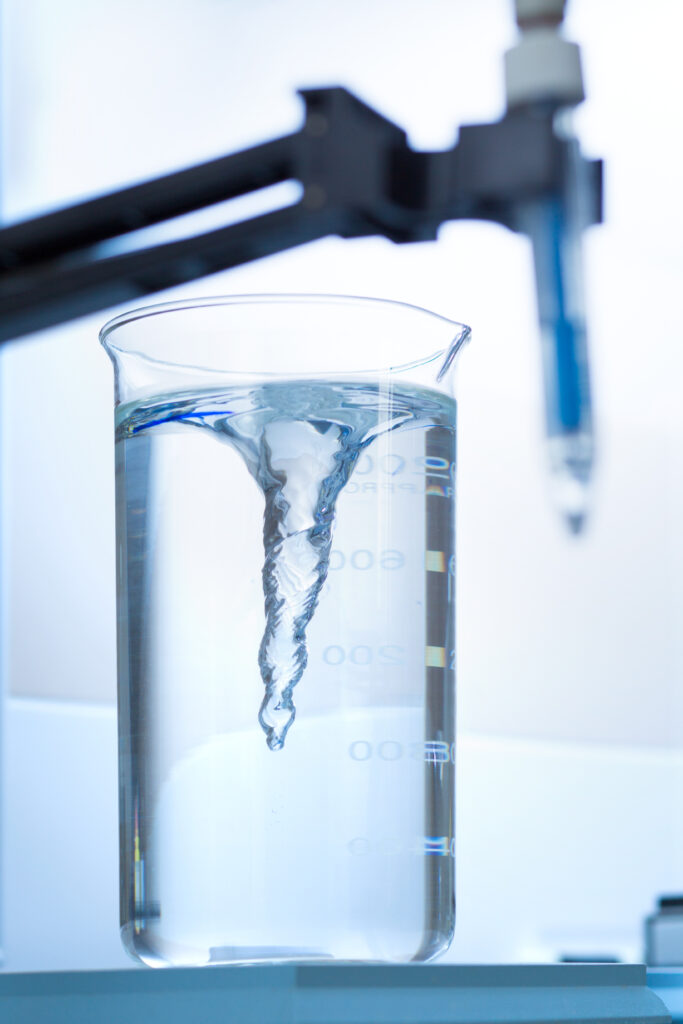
left=100, top=293, right=471, bottom=387
left=100, top=292, right=468, bottom=344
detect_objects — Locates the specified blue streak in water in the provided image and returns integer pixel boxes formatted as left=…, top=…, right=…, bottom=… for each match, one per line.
left=132, top=409, right=233, bottom=434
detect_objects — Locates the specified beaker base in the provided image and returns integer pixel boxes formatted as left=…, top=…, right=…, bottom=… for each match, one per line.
left=208, top=945, right=334, bottom=964
left=121, top=922, right=453, bottom=968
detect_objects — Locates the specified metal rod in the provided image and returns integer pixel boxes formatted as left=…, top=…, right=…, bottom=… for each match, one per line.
left=0, top=202, right=338, bottom=345
left=0, top=133, right=299, bottom=270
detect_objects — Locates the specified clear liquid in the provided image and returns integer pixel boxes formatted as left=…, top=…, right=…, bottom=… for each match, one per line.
left=115, top=379, right=456, bottom=965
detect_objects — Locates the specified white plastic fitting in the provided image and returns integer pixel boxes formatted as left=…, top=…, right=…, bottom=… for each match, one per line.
left=505, top=0, right=584, bottom=109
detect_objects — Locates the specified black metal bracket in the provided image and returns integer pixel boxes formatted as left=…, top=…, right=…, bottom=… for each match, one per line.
left=0, top=86, right=602, bottom=345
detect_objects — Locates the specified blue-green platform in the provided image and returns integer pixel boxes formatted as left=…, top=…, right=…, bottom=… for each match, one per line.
left=0, top=963, right=671, bottom=1023
left=647, top=970, right=683, bottom=1024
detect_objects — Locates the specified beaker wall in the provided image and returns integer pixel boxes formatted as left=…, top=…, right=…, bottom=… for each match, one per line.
left=102, top=295, right=468, bottom=966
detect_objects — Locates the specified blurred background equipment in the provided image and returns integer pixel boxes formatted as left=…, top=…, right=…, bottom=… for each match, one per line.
left=647, top=898, right=683, bottom=968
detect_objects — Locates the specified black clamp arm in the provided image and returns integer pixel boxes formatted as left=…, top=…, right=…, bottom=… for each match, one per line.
left=0, top=86, right=602, bottom=345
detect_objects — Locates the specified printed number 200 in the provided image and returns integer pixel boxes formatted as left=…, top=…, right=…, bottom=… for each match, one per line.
left=323, top=645, right=404, bottom=666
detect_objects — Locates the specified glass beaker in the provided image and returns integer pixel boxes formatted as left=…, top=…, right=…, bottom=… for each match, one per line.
left=100, top=295, right=470, bottom=967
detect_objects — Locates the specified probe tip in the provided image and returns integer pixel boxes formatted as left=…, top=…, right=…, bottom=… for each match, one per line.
left=547, top=433, right=593, bottom=537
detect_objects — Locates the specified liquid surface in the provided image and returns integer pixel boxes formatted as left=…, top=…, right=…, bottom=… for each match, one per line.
left=118, top=380, right=453, bottom=750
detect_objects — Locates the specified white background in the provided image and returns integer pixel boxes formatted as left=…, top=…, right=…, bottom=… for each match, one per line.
left=1, top=0, right=683, bottom=970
